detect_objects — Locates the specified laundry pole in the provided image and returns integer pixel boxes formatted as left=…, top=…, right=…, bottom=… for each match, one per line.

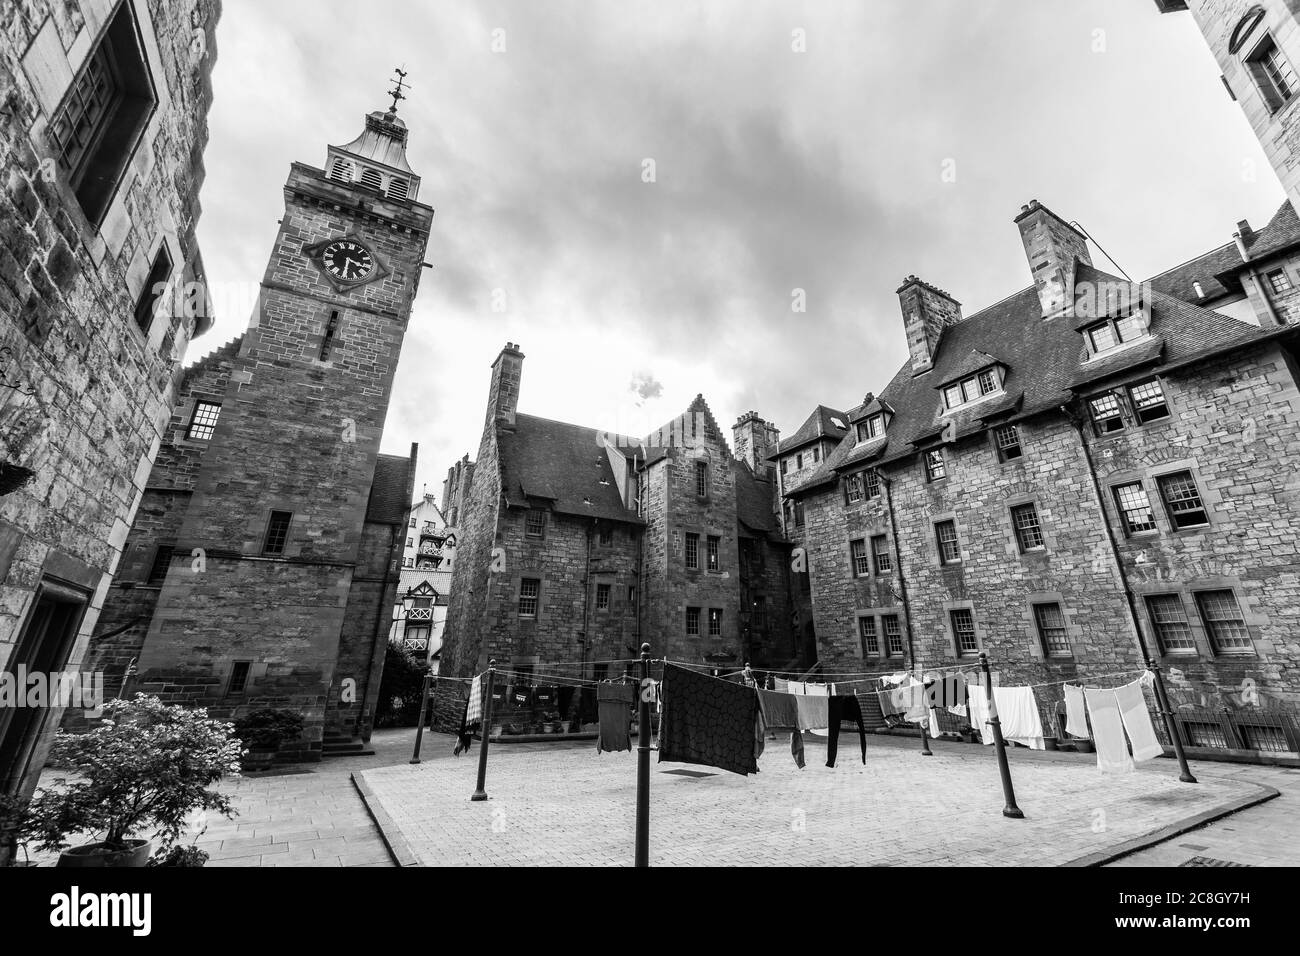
left=635, top=642, right=651, bottom=867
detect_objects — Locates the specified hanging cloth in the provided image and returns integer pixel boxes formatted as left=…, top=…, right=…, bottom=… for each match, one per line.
left=993, top=687, right=1045, bottom=749
left=658, top=663, right=760, bottom=776
left=756, top=688, right=805, bottom=769
left=926, top=674, right=967, bottom=709
left=774, top=677, right=790, bottom=693
left=596, top=682, right=635, bottom=754
left=1063, top=683, right=1089, bottom=739
left=826, top=695, right=866, bottom=767
left=794, top=694, right=829, bottom=732
left=1114, top=680, right=1164, bottom=762
left=466, top=674, right=483, bottom=725
left=804, top=682, right=829, bottom=697
left=1084, top=687, right=1135, bottom=772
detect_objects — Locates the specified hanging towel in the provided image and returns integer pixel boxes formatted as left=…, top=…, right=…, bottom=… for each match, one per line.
left=466, top=674, right=484, bottom=725
left=826, top=695, right=866, bottom=767
left=1114, top=681, right=1164, bottom=762
left=804, top=683, right=829, bottom=697
left=596, top=682, right=635, bottom=754
left=1084, top=687, right=1134, bottom=773
left=877, top=685, right=901, bottom=718
left=453, top=691, right=479, bottom=756
left=757, top=688, right=805, bottom=769
left=1063, top=684, right=1089, bottom=739
left=993, top=687, right=1046, bottom=749
left=658, top=663, right=760, bottom=776
left=775, top=677, right=790, bottom=693
left=928, top=707, right=941, bottom=738
left=794, top=694, right=829, bottom=731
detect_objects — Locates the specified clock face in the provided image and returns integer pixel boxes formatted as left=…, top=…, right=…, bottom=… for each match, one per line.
left=321, top=240, right=375, bottom=283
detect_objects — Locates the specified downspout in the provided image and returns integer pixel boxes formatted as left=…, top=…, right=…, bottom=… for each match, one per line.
left=1062, top=403, right=1197, bottom=782
left=1235, top=230, right=1284, bottom=327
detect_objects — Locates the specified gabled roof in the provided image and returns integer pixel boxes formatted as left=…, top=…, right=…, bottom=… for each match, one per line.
left=1243, top=200, right=1300, bottom=261
left=769, top=405, right=848, bottom=458
left=367, top=454, right=414, bottom=525
left=939, top=349, right=1004, bottom=385
left=498, top=414, right=643, bottom=524
left=787, top=261, right=1273, bottom=497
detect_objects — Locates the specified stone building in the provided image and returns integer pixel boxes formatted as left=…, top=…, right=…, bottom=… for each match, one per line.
left=439, top=344, right=803, bottom=693
left=783, top=198, right=1300, bottom=748
left=0, top=0, right=220, bottom=800
left=390, top=492, right=454, bottom=668
left=74, top=98, right=435, bottom=758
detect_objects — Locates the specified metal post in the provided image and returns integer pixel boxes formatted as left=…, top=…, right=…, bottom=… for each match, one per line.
left=471, top=661, right=496, bottom=802
left=979, top=652, right=1023, bottom=819
left=1147, top=658, right=1197, bottom=783
left=410, top=671, right=432, bottom=764
left=634, top=642, right=651, bottom=867
left=920, top=676, right=933, bottom=756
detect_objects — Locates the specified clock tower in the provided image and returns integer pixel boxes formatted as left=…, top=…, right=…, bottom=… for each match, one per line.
left=123, top=95, right=435, bottom=754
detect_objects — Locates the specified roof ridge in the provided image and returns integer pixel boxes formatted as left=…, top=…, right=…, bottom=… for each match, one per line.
left=1145, top=241, right=1240, bottom=281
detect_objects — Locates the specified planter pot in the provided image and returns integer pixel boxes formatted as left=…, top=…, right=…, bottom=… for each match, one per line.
left=1043, top=736, right=1059, bottom=751
left=490, top=724, right=503, bottom=738
left=57, top=839, right=151, bottom=868
left=241, top=749, right=276, bottom=772
left=1072, top=738, right=1094, bottom=754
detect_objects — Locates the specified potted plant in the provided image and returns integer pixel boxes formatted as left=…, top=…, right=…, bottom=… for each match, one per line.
left=24, top=694, right=241, bottom=868
left=232, top=709, right=305, bottom=772
left=1072, top=736, right=1094, bottom=754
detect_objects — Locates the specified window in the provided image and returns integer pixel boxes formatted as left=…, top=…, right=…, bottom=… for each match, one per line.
left=1145, top=594, right=1197, bottom=654
left=525, top=509, right=546, bottom=538
left=1157, top=471, right=1209, bottom=529
left=226, top=661, right=252, bottom=698
left=708, top=608, right=723, bottom=637
left=871, top=534, right=892, bottom=574
left=596, top=583, right=610, bottom=610
left=951, top=608, right=978, bottom=655
left=780, top=458, right=789, bottom=475
left=147, top=545, right=173, bottom=584
left=1195, top=590, right=1252, bottom=653
left=994, top=424, right=1022, bottom=462
left=695, top=461, right=708, bottom=498
left=628, top=586, right=637, bottom=607
left=793, top=500, right=805, bottom=528
left=864, top=469, right=881, bottom=499
left=262, top=511, right=292, bottom=555
left=685, top=532, right=699, bottom=570
left=518, top=578, right=540, bottom=617
left=1089, top=393, right=1125, bottom=434
left=924, top=449, right=947, bottom=482
left=686, top=606, right=701, bottom=637
left=319, top=310, right=340, bottom=361
left=1246, top=34, right=1298, bottom=112
left=850, top=538, right=870, bottom=577
left=133, top=245, right=173, bottom=333
left=1033, top=603, right=1070, bottom=656
left=796, top=453, right=803, bottom=469
left=360, top=167, right=383, bottom=190
left=706, top=535, right=720, bottom=571
left=811, top=447, right=820, bottom=463
left=752, top=596, right=766, bottom=629
left=856, top=414, right=884, bottom=443
left=1128, top=379, right=1169, bottom=424
left=1114, top=482, right=1157, bottom=534
left=409, top=518, right=416, bottom=528
left=882, top=615, right=904, bottom=656
left=47, top=2, right=157, bottom=226
left=1011, top=503, right=1045, bottom=552
left=406, top=537, right=413, bottom=548
left=1085, top=313, right=1146, bottom=355
left=598, top=525, right=613, bottom=546
left=943, top=368, right=1001, bottom=409
left=387, top=177, right=409, bottom=200
left=859, top=618, right=879, bottom=657
left=935, top=520, right=961, bottom=565
left=845, top=473, right=864, bottom=503
left=185, top=401, right=221, bottom=441
left=403, top=558, right=413, bottom=567
left=1267, top=269, right=1292, bottom=294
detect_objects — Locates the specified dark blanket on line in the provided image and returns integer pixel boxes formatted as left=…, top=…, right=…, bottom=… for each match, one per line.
left=659, top=663, right=760, bottom=776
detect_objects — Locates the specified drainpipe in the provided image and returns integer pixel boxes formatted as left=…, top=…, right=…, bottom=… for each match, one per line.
left=1235, top=230, right=1284, bottom=327
left=1062, top=404, right=1197, bottom=783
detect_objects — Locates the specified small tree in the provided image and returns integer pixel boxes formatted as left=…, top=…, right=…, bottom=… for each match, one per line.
left=24, top=694, right=241, bottom=854
left=231, top=709, right=304, bottom=752
left=375, top=640, right=428, bottom=727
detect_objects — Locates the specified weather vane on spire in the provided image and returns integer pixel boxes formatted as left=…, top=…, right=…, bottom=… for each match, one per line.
left=387, top=67, right=409, bottom=113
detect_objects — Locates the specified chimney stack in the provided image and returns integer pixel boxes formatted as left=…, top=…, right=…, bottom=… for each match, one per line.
left=486, top=341, right=524, bottom=431
left=897, top=276, right=962, bottom=374
left=1015, top=199, right=1092, bottom=319
left=732, top=410, right=779, bottom=476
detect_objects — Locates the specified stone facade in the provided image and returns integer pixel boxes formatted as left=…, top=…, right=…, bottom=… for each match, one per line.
left=0, top=0, right=220, bottom=798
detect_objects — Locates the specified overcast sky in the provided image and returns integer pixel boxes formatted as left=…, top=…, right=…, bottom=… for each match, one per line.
left=194, top=0, right=1286, bottom=503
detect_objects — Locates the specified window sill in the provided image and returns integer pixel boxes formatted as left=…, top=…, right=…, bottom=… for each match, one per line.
left=1081, top=333, right=1155, bottom=366
left=941, top=388, right=1007, bottom=416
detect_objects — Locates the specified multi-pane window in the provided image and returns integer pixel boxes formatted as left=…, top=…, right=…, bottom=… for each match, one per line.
left=1085, top=312, right=1145, bottom=355
left=859, top=618, right=879, bottom=657
left=794, top=500, right=805, bottom=528
left=1247, top=34, right=1298, bottom=112
left=752, top=596, right=767, bottom=629
left=1157, top=471, right=1208, bottom=529
left=994, top=424, right=1022, bottom=462
left=695, top=461, right=708, bottom=498
left=1195, top=590, right=1252, bottom=653
left=1033, top=603, right=1070, bottom=656
left=811, top=447, right=820, bottom=463
left=845, top=473, right=864, bottom=503
left=1089, top=393, right=1125, bottom=434
left=706, top=535, right=720, bottom=571
left=686, top=606, right=701, bottom=637
left=596, top=583, right=610, bottom=610
left=319, top=309, right=340, bottom=361
left=525, top=509, right=546, bottom=537
left=850, top=539, right=870, bottom=577
left=882, top=615, right=903, bottom=656
left=924, top=449, right=947, bottom=482
left=708, top=608, right=723, bottom=637
left=864, top=469, right=881, bottom=499
left=684, top=532, right=700, bottom=569
left=598, top=525, right=613, bottom=546
left=1011, top=503, right=1045, bottom=552
left=871, top=534, right=892, bottom=574
left=406, top=538, right=413, bottom=548
left=226, top=661, right=252, bottom=698
left=1129, top=379, right=1169, bottom=423
left=1267, top=269, right=1292, bottom=294
left=1145, top=594, right=1197, bottom=654
left=942, top=368, right=1001, bottom=409
left=951, top=608, right=978, bottom=655
left=262, top=511, right=292, bottom=555
left=796, top=453, right=803, bottom=469
left=134, top=245, right=173, bottom=332
left=935, top=520, right=961, bottom=565
left=780, top=458, right=789, bottom=475
left=147, top=545, right=173, bottom=584
left=186, top=401, right=222, bottom=441
left=856, top=414, right=884, bottom=443
left=518, top=578, right=540, bottom=617
left=1114, top=482, right=1157, bottom=534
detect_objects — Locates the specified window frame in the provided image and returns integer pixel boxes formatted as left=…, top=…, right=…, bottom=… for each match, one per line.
left=859, top=617, right=879, bottom=657
left=849, top=538, right=870, bottom=577
left=518, top=578, right=541, bottom=618
left=1267, top=268, right=1293, bottom=295
left=695, top=460, right=709, bottom=498
left=924, top=448, right=947, bottom=482
left=524, top=508, right=547, bottom=539
left=1246, top=32, right=1298, bottom=113
left=1128, top=378, right=1170, bottom=424
left=950, top=607, right=979, bottom=657
left=185, top=400, right=222, bottom=441
left=882, top=614, right=904, bottom=657
left=1089, top=392, right=1126, bottom=435
left=871, top=534, right=892, bottom=574
left=1144, top=593, right=1198, bottom=656
left=684, top=532, right=700, bottom=570
left=1156, top=470, right=1209, bottom=531
left=855, top=414, right=884, bottom=444
left=993, top=423, right=1022, bottom=462
left=942, top=367, right=1001, bottom=410
left=262, top=511, right=293, bottom=556
left=935, top=519, right=961, bottom=565
left=707, top=607, right=723, bottom=638
left=1193, top=589, right=1254, bottom=655
left=1010, top=503, right=1045, bottom=553
left=1032, top=602, right=1071, bottom=657
left=685, top=606, right=701, bottom=637
left=706, top=534, right=721, bottom=572
left=595, top=582, right=610, bottom=611
left=1113, top=480, right=1158, bottom=535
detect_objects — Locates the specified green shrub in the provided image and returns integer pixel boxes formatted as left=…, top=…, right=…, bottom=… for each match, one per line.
left=231, top=709, right=304, bottom=751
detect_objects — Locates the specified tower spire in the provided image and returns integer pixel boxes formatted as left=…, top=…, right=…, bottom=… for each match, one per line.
left=387, top=67, right=409, bottom=114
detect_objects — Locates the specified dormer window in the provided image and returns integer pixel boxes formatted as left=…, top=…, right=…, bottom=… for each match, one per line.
left=942, top=367, right=1002, bottom=410
left=855, top=414, right=885, bottom=443
left=1084, top=311, right=1146, bottom=355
